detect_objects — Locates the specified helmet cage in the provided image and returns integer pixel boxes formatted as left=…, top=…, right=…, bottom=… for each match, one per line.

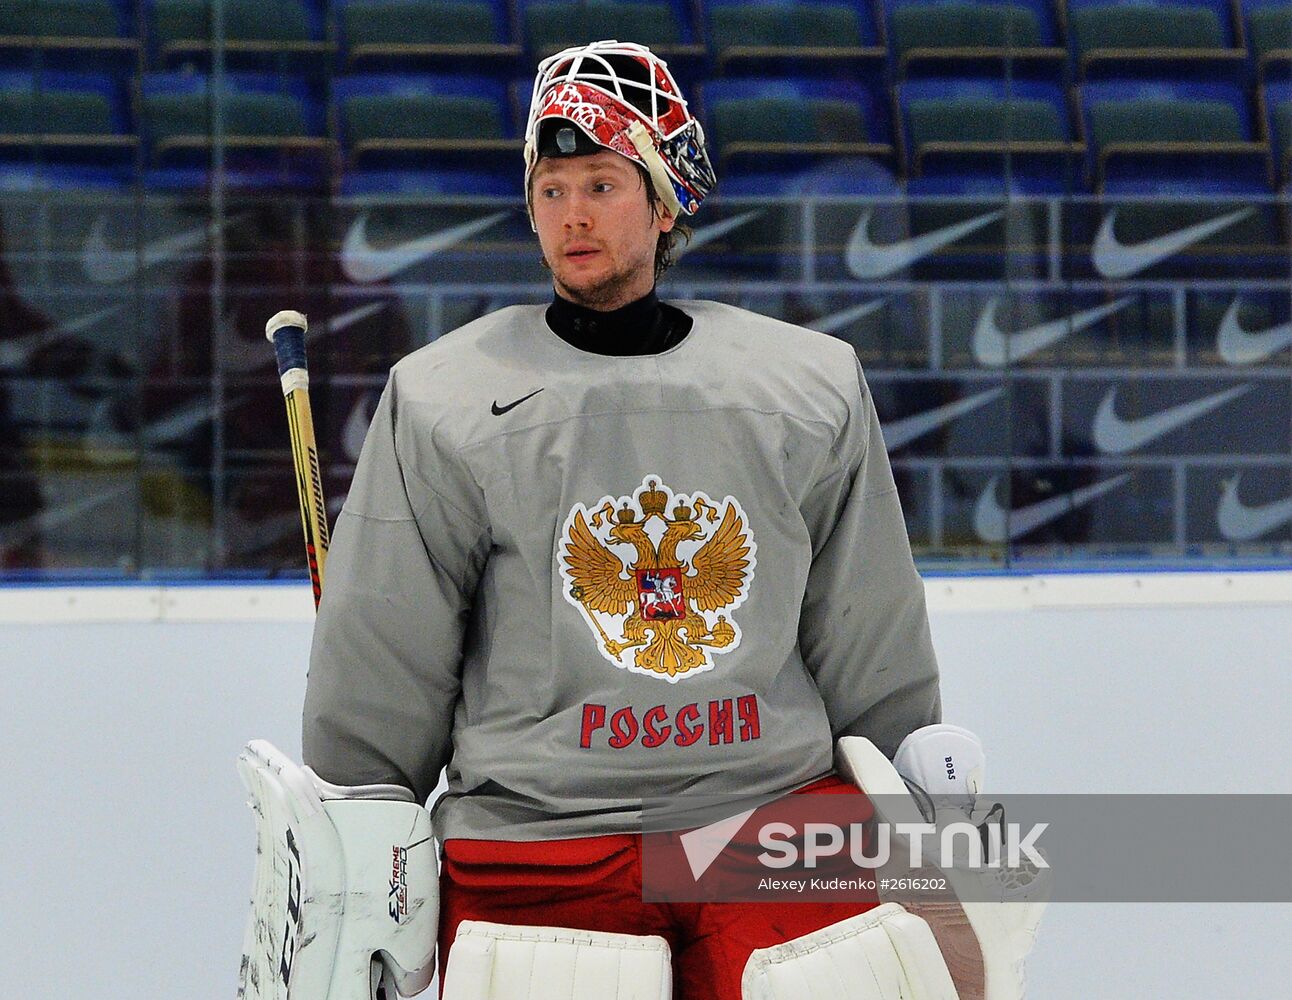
left=524, top=40, right=715, bottom=220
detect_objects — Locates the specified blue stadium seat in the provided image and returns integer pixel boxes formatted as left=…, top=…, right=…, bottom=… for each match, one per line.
left=1244, top=0, right=1292, bottom=83
left=335, top=74, right=521, bottom=196
left=700, top=77, right=895, bottom=181
left=137, top=73, right=328, bottom=190
left=882, top=0, right=1067, bottom=81
left=0, top=0, right=138, bottom=70
left=897, top=78, right=1082, bottom=193
left=1262, top=79, right=1292, bottom=186
left=145, top=0, right=331, bottom=70
left=1067, top=0, right=1246, bottom=82
left=519, top=0, right=701, bottom=62
left=337, top=0, right=520, bottom=71
left=1080, top=79, right=1271, bottom=191
left=704, top=0, right=885, bottom=78
left=0, top=71, right=135, bottom=178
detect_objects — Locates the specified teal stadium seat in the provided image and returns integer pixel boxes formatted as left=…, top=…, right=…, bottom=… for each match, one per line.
left=885, top=0, right=1066, bottom=81
left=522, top=1, right=700, bottom=61
left=1067, top=0, right=1245, bottom=81
left=148, top=0, right=329, bottom=68
left=1246, top=0, right=1292, bottom=82
left=0, top=0, right=138, bottom=68
left=705, top=0, right=884, bottom=77
left=339, top=0, right=520, bottom=70
left=0, top=71, right=135, bottom=168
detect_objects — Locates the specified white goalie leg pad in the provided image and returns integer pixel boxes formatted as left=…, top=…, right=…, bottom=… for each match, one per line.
left=236, top=740, right=438, bottom=1000
left=741, top=903, right=958, bottom=1000
left=442, top=921, right=672, bottom=1000
left=836, top=730, right=1049, bottom=1000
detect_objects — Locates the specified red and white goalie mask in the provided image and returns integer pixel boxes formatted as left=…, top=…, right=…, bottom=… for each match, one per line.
left=523, top=39, right=716, bottom=229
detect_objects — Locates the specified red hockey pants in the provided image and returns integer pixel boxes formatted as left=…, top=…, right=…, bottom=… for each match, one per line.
left=438, top=775, right=879, bottom=1000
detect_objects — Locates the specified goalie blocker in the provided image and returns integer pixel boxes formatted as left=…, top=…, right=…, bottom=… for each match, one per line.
left=236, top=741, right=438, bottom=1000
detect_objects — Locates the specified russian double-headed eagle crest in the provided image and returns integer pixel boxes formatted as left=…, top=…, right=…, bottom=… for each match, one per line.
left=559, top=476, right=756, bottom=682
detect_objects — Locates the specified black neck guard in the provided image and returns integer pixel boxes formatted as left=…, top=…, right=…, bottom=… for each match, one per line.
left=545, top=288, right=692, bottom=356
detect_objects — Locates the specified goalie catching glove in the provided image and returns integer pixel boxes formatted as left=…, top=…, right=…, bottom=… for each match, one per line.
left=236, top=740, right=438, bottom=1000
left=836, top=725, right=1050, bottom=1000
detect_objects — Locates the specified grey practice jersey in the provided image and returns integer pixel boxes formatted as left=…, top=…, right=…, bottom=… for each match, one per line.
left=303, top=300, right=940, bottom=842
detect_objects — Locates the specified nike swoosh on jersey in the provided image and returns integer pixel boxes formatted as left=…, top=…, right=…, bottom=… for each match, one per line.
left=806, top=297, right=887, bottom=335
left=882, top=387, right=1004, bottom=451
left=82, top=215, right=225, bottom=284
left=845, top=208, right=1003, bottom=279
left=1215, top=298, right=1292, bottom=366
left=677, top=211, right=762, bottom=255
left=341, top=211, right=510, bottom=283
left=1092, top=384, right=1250, bottom=454
left=0, top=304, right=126, bottom=367
left=1091, top=207, right=1253, bottom=279
left=491, top=388, right=544, bottom=416
left=974, top=472, right=1132, bottom=542
left=972, top=295, right=1135, bottom=367
left=1217, top=476, right=1292, bottom=541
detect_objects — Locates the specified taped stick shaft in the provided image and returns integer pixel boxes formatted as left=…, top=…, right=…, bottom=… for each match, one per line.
left=266, top=310, right=329, bottom=608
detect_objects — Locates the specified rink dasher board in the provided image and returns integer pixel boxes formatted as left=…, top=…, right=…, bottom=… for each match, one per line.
left=2, top=571, right=1292, bottom=623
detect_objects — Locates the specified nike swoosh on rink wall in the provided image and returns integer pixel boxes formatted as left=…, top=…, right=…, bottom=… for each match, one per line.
left=0, top=304, right=126, bottom=367
left=676, top=211, right=762, bottom=256
left=342, top=390, right=378, bottom=463
left=1090, top=207, right=1254, bottom=280
left=83, top=215, right=226, bottom=284
left=882, top=387, right=1004, bottom=451
left=1216, top=298, right=1292, bottom=366
left=806, top=297, right=887, bottom=335
left=0, top=485, right=133, bottom=549
left=341, top=211, right=510, bottom=283
left=973, top=473, right=1132, bottom=543
left=971, top=295, right=1135, bottom=367
left=1092, top=384, right=1250, bottom=454
left=845, top=208, right=1004, bottom=280
left=1217, top=477, right=1292, bottom=542
left=221, top=300, right=387, bottom=376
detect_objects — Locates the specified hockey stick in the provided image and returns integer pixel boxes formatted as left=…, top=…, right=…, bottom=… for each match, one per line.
left=265, top=310, right=330, bottom=608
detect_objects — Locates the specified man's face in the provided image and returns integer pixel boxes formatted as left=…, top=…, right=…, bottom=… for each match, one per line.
left=531, top=150, right=675, bottom=311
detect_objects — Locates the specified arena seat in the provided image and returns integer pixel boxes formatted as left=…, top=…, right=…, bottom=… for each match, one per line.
left=1067, top=0, right=1246, bottom=82
left=704, top=0, right=885, bottom=78
left=138, top=72, right=328, bottom=188
left=338, top=0, right=521, bottom=71
left=334, top=74, right=519, bottom=171
left=700, top=77, right=894, bottom=172
left=521, top=0, right=702, bottom=62
left=1245, top=0, right=1292, bottom=83
left=1262, top=79, right=1292, bottom=186
left=146, top=0, right=330, bottom=69
left=0, top=71, right=135, bottom=173
left=897, top=78, right=1082, bottom=192
left=0, top=0, right=138, bottom=70
left=883, top=0, right=1066, bottom=81
left=1080, top=79, right=1271, bottom=191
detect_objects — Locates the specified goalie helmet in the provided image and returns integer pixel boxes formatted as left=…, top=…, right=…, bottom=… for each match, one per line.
left=523, top=39, right=716, bottom=228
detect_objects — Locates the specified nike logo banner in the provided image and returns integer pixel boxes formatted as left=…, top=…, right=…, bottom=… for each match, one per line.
left=1217, top=476, right=1292, bottom=542
left=1215, top=298, right=1292, bottom=366
left=974, top=473, right=1132, bottom=542
left=1091, top=207, right=1253, bottom=279
left=1092, top=385, right=1250, bottom=454
left=341, top=211, right=510, bottom=283
left=83, top=215, right=228, bottom=284
left=882, top=387, right=1004, bottom=451
left=846, top=208, right=1003, bottom=279
left=972, top=295, right=1135, bottom=367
